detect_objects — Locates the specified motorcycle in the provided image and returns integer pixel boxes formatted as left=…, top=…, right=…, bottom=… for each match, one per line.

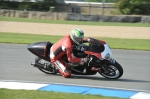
left=27, top=37, right=123, bottom=79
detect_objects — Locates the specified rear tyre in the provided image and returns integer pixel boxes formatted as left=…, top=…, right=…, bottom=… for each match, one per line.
left=35, top=57, right=57, bottom=74
left=98, top=61, right=123, bottom=79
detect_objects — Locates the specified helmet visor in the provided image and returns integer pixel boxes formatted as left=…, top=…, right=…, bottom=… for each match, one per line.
left=73, top=35, right=83, bottom=44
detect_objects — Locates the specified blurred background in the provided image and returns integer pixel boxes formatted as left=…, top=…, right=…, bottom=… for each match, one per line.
left=0, top=0, right=150, bottom=23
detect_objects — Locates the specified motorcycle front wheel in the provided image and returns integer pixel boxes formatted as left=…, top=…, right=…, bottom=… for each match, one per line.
left=98, top=61, right=123, bottom=79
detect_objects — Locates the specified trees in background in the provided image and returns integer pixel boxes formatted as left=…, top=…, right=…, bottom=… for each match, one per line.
left=0, top=0, right=55, bottom=11
left=0, top=0, right=19, bottom=9
left=115, top=0, right=150, bottom=15
left=86, top=0, right=150, bottom=15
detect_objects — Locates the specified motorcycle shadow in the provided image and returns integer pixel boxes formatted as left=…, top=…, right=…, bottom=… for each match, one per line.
left=68, top=75, right=150, bottom=83
left=48, top=73, right=150, bottom=83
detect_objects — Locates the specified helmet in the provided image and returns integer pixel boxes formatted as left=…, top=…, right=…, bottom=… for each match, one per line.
left=70, top=28, right=84, bottom=45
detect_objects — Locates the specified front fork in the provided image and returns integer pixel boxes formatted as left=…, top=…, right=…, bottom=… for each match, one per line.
left=87, top=56, right=116, bottom=73
left=100, top=58, right=116, bottom=74
left=101, top=63, right=109, bottom=74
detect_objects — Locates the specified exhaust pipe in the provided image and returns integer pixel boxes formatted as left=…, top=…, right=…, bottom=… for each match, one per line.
left=31, top=62, right=54, bottom=71
left=31, top=62, right=45, bottom=69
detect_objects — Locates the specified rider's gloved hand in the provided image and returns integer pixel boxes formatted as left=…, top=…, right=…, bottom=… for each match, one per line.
left=88, top=38, right=97, bottom=46
left=87, top=38, right=91, bottom=42
left=88, top=38, right=95, bottom=43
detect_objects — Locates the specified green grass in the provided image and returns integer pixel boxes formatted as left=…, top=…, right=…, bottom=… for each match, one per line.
left=0, top=16, right=150, bottom=27
left=0, top=32, right=62, bottom=44
left=0, top=88, right=127, bottom=99
left=0, top=32, right=150, bottom=51
left=100, top=38, right=150, bottom=51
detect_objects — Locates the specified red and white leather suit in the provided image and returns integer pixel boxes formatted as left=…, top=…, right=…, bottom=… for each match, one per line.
left=50, top=34, right=85, bottom=77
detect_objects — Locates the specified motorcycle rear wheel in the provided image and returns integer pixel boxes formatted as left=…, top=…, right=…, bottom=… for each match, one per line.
left=98, top=61, right=123, bottom=79
left=35, top=57, right=57, bottom=74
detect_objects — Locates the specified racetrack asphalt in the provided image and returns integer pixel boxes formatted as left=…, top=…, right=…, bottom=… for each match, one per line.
left=0, top=43, right=150, bottom=92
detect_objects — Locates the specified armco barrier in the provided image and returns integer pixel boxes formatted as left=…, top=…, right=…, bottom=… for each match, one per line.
left=0, top=81, right=150, bottom=99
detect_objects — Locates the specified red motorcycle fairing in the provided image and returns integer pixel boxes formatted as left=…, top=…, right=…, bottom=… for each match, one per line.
left=27, top=41, right=53, bottom=61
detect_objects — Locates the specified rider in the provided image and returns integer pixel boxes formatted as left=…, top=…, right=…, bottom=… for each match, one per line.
left=49, top=28, right=88, bottom=78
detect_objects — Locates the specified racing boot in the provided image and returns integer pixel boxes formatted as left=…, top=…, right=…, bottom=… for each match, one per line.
left=53, top=60, right=72, bottom=78
left=58, top=68, right=71, bottom=78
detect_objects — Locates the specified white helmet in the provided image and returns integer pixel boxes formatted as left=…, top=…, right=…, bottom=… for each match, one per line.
left=70, top=28, right=84, bottom=45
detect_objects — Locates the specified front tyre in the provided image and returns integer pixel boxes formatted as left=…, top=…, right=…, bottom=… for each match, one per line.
left=98, top=61, right=123, bottom=79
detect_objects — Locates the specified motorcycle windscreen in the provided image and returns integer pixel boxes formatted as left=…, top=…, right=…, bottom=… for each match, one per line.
left=101, top=44, right=112, bottom=59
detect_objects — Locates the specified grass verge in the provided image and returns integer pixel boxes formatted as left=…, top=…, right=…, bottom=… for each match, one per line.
left=0, top=32, right=150, bottom=51
left=0, top=16, right=150, bottom=27
left=0, top=88, right=127, bottom=99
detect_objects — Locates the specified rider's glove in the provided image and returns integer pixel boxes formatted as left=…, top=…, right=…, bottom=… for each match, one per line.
left=88, top=38, right=94, bottom=43
left=88, top=38, right=97, bottom=46
left=87, top=38, right=91, bottom=42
